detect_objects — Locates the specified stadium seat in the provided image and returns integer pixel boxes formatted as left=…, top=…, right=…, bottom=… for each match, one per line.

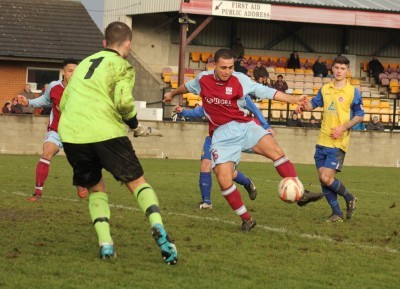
left=201, top=52, right=212, bottom=63
left=361, top=62, right=369, bottom=72
left=292, top=89, right=304, bottom=95
left=275, top=67, right=286, bottom=75
left=370, top=99, right=380, bottom=108
left=304, top=75, right=314, bottom=83
left=302, top=111, right=312, bottom=120
left=304, top=82, right=313, bottom=89
left=381, top=78, right=390, bottom=86
left=269, top=73, right=276, bottom=81
left=285, top=68, right=295, bottom=75
left=351, top=78, right=360, bottom=85
left=295, top=68, right=305, bottom=75
left=323, top=77, right=331, bottom=83
left=162, top=67, right=173, bottom=83
left=379, top=73, right=388, bottom=81
left=391, top=86, right=399, bottom=94
left=363, top=107, right=370, bottom=122
left=303, top=88, right=313, bottom=95
left=184, top=68, right=194, bottom=77
left=189, top=52, right=201, bottom=67
left=380, top=101, right=390, bottom=109
left=304, top=69, right=314, bottom=76
left=266, top=66, right=275, bottom=74
left=294, top=82, right=304, bottom=89
left=380, top=108, right=391, bottom=123
left=363, top=98, right=371, bottom=107
left=312, top=111, right=322, bottom=120
left=286, top=81, right=295, bottom=89
left=313, top=77, right=323, bottom=83
left=294, top=74, right=305, bottom=82
left=313, top=82, right=323, bottom=90
left=193, top=69, right=202, bottom=77
left=285, top=74, right=295, bottom=82
left=170, top=75, right=178, bottom=88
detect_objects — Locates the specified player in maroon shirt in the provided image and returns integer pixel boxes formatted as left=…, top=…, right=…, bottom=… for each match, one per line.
left=18, top=59, right=88, bottom=202
left=164, top=49, right=307, bottom=231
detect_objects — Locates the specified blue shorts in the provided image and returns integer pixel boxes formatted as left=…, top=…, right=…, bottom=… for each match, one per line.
left=314, top=145, right=345, bottom=172
left=44, top=130, right=63, bottom=149
left=201, top=136, right=212, bottom=160
left=210, top=121, right=268, bottom=167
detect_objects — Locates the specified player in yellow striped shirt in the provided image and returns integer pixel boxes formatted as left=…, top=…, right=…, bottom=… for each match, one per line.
left=298, top=56, right=364, bottom=222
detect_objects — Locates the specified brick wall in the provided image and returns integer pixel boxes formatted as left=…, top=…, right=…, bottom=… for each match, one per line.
left=0, top=60, right=60, bottom=107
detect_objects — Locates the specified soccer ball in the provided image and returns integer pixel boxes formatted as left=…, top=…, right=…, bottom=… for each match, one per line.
left=278, top=177, right=304, bottom=203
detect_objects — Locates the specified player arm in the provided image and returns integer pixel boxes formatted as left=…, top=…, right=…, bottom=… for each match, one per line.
left=344, top=89, right=364, bottom=130
left=27, top=93, right=52, bottom=108
left=114, top=65, right=138, bottom=129
left=245, top=95, right=270, bottom=129
left=239, top=73, right=304, bottom=105
left=179, top=106, right=205, bottom=118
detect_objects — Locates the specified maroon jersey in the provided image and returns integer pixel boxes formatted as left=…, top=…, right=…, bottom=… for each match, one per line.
left=48, top=82, right=64, bottom=132
left=185, top=70, right=277, bottom=135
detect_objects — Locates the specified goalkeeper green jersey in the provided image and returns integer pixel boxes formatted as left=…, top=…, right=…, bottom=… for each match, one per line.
left=59, top=49, right=136, bottom=143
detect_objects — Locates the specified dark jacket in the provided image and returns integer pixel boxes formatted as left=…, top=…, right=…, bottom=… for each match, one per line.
left=313, top=61, right=328, bottom=77
left=287, top=53, right=300, bottom=69
left=274, top=80, right=288, bottom=92
left=253, top=66, right=268, bottom=80
left=366, top=120, right=384, bottom=131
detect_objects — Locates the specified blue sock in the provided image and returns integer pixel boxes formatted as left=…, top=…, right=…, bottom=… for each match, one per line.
left=322, top=186, right=342, bottom=216
left=327, top=178, right=353, bottom=203
left=199, top=172, right=212, bottom=204
left=233, top=170, right=250, bottom=187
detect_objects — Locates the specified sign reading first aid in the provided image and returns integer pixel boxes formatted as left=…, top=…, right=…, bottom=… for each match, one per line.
left=212, top=1, right=271, bottom=20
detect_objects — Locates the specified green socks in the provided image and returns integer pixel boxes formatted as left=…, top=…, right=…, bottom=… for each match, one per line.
left=133, top=183, right=163, bottom=226
left=89, top=192, right=112, bottom=245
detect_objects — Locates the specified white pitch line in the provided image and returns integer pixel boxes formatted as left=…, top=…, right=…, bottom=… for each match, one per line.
left=9, top=191, right=399, bottom=254
left=150, top=171, right=398, bottom=197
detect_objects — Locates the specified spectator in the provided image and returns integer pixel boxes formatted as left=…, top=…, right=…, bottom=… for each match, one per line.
left=368, top=56, right=384, bottom=84
left=274, top=74, right=288, bottom=92
left=231, top=37, right=244, bottom=59
left=256, top=76, right=272, bottom=87
left=11, top=98, right=23, bottom=114
left=275, top=58, right=286, bottom=68
left=366, top=116, right=385, bottom=131
left=234, top=59, right=248, bottom=75
left=20, top=84, right=36, bottom=114
left=313, top=56, right=328, bottom=77
left=286, top=111, right=303, bottom=127
left=287, top=51, right=300, bottom=69
left=306, top=116, right=320, bottom=128
left=2, top=101, right=11, bottom=113
left=253, top=61, right=268, bottom=80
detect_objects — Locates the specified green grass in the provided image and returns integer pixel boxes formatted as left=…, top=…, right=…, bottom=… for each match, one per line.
left=0, top=155, right=399, bottom=289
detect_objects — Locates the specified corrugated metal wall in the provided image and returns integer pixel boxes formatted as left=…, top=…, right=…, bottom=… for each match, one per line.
left=171, top=15, right=400, bottom=57
left=104, top=0, right=180, bottom=28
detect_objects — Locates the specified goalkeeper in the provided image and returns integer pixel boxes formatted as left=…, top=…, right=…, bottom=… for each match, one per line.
left=58, top=21, right=177, bottom=264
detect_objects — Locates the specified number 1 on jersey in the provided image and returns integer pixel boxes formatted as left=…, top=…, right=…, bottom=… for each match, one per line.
left=84, top=57, right=104, bottom=79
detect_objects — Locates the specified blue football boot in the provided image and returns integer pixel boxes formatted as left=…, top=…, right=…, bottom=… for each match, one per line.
left=151, top=224, right=178, bottom=265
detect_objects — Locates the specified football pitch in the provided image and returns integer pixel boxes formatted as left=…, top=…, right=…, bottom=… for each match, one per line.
left=1, top=155, right=399, bottom=289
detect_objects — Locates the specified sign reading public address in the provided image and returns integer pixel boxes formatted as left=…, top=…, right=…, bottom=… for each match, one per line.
left=212, top=1, right=271, bottom=20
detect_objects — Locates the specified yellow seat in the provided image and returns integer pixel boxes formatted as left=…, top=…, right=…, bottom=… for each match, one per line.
left=363, top=98, right=371, bottom=107
left=285, top=68, right=295, bottom=75
left=189, top=52, right=201, bottom=67
left=292, top=89, right=304, bottom=95
left=201, top=52, right=212, bottom=63
left=391, top=86, right=399, bottom=94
